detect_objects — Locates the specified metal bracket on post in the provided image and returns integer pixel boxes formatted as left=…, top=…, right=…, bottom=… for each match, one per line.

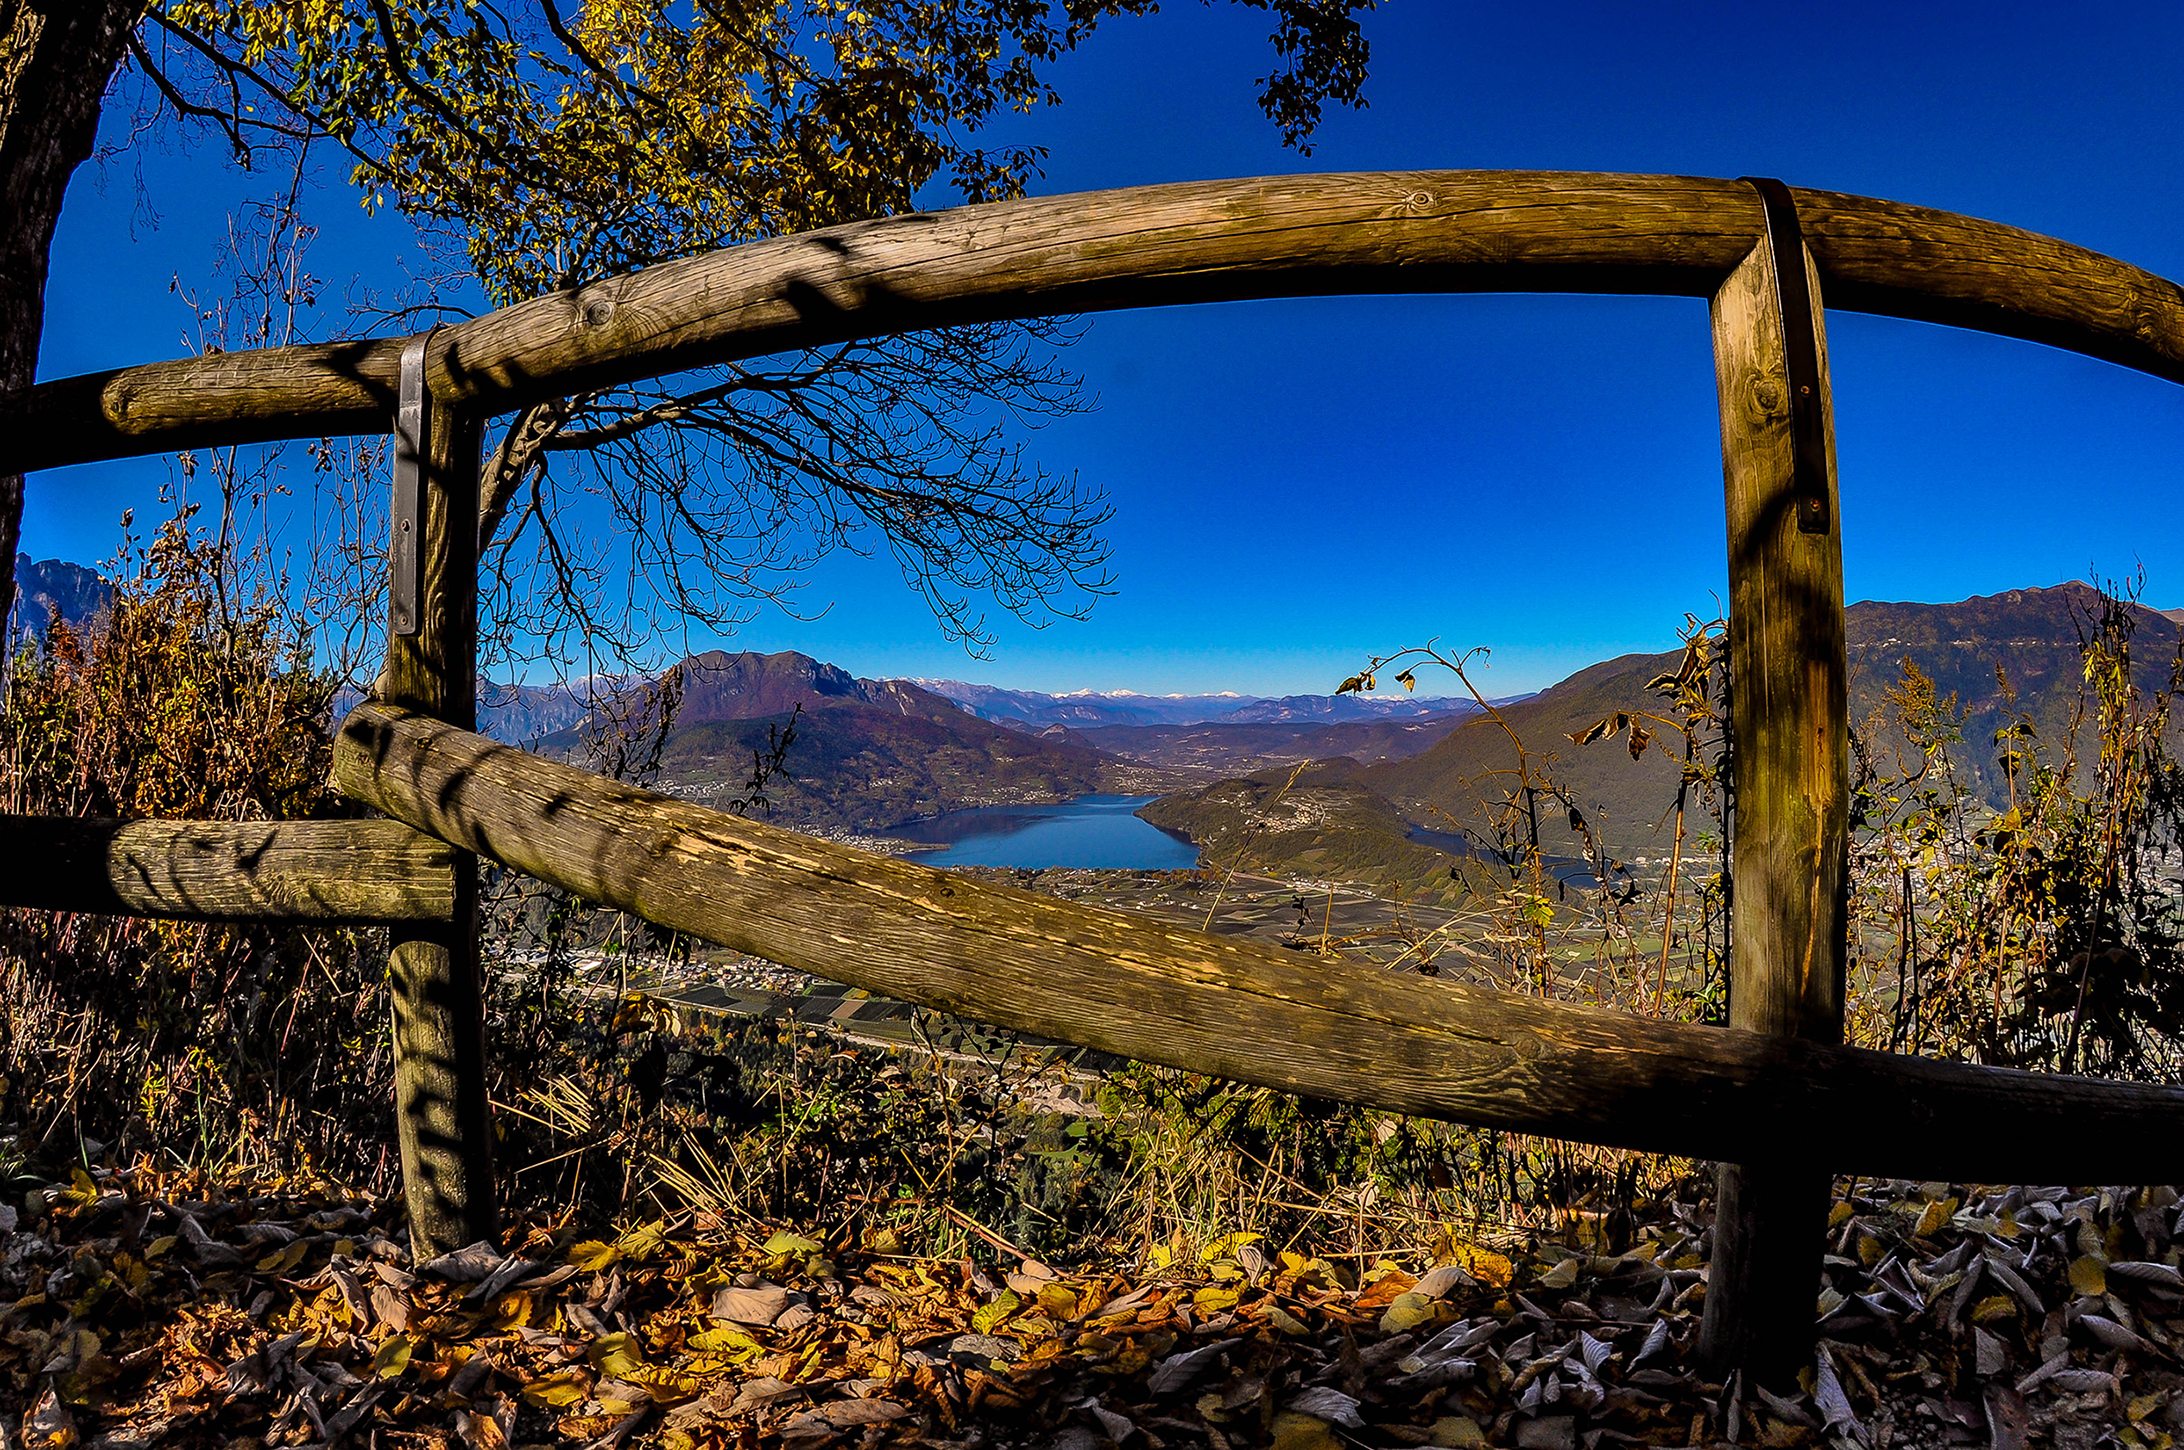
left=1741, top=177, right=1829, bottom=535
left=389, top=334, right=429, bottom=637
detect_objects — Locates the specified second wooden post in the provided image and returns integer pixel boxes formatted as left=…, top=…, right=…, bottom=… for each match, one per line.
left=1697, top=181, right=1850, bottom=1380
left=378, top=336, right=496, bottom=1259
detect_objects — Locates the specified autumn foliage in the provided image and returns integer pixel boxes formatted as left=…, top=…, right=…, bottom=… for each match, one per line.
left=0, top=518, right=388, bottom=1181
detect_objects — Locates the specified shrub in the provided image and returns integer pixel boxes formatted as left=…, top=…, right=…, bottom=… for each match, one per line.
left=0, top=516, right=394, bottom=1183
left=1848, top=589, right=2184, bottom=1076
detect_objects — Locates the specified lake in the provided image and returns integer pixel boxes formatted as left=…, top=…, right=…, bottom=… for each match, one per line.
left=892, top=795, right=1200, bottom=869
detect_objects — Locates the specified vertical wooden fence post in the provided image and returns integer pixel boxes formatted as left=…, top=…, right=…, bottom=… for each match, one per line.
left=1696, top=181, right=1850, bottom=1381
left=378, top=337, right=495, bottom=1259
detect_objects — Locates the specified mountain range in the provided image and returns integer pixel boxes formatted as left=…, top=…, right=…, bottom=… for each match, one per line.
left=532, top=650, right=1497, bottom=833
left=14, top=556, right=2180, bottom=883
left=911, top=679, right=1478, bottom=728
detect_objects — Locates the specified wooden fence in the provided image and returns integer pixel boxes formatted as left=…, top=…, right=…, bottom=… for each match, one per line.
left=6, top=171, right=2183, bottom=1381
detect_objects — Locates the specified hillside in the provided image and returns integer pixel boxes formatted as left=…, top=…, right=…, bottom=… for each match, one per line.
left=1372, top=583, right=2184, bottom=857
left=1076, top=712, right=1475, bottom=774
left=1135, top=758, right=1470, bottom=902
left=1145, top=584, right=2184, bottom=890
left=1363, top=648, right=1694, bottom=858
left=545, top=650, right=1150, bottom=834
left=1844, top=583, right=2184, bottom=805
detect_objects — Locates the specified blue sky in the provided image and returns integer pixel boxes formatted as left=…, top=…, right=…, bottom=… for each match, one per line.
left=27, top=1, right=2184, bottom=695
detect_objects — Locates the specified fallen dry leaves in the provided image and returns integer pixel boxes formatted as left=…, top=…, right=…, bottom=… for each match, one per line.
left=4, top=1167, right=2182, bottom=1450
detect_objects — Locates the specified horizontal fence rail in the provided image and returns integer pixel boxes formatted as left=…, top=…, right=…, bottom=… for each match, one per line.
left=334, top=701, right=2184, bottom=1186
left=0, top=815, right=457, bottom=922
left=5, top=171, right=2184, bottom=474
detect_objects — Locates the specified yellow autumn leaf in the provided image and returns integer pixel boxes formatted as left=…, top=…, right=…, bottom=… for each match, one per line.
left=1200, top=1231, right=1263, bottom=1263
left=616, top=1220, right=669, bottom=1259
left=1379, top=1292, right=1440, bottom=1334
left=1192, top=1285, right=1242, bottom=1312
left=1912, top=1197, right=1957, bottom=1239
left=1271, top=1411, right=1344, bottom=1450
left=970, top=1290, right=1020, bottom=1335
left=625, top=1364, right=703, bottom=1404
left=1443, top=1243, right=1514, bottom=1290
left=1036, top=1284, right=1079, bottom=1320
left=588, top=1332, right=646, bottom=1379
left=1278, top=1253, right=1340, bottom=1291
left=2070, top=1255, right=2108, bottom=1297
left=1432, top=1415, right=1487, bottom=1448
left=519, top=1371, right=592, bottom=1409
left=370, top=1334, right=413, bottom=1379
left=567, top=1239, right=620, bottom=1272
left=689, top=1326, right=763, bottom=1359
left=608, top=994, right=654, bottom=1035
left=761, top=1231, right=822, bottom=1256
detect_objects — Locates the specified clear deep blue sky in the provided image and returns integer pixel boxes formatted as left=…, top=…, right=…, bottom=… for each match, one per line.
left=28, top=1, right=2184, bottom=695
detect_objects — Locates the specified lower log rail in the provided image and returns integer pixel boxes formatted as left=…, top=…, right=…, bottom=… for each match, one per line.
left=334, top=701, right=2184, bottom=1185
left=0, top=814, right=456, bottom=923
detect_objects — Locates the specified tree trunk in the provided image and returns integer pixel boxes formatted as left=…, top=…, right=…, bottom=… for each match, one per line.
left=0, top=0, right=144, bottom=647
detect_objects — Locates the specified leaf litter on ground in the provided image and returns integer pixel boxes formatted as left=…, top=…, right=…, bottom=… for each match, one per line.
left=6, top=1167, right=2184, bottom=1450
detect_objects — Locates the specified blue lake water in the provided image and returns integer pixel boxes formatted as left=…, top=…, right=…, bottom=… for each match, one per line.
left=893, top=795, right=1200, bottom=869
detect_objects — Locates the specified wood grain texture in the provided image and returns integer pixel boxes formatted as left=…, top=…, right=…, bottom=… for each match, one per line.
left=373, top=392, right=494, bottom=1261
left=0, top=815, right=453, bottom=921
left=7, top=172, right=2183, bottom=473
left=1716, top=237, right=1850, bottom=1047
left=334, top=700, right=2184, bottom=1185
left=1696, top=232, right=1851, bottom=1380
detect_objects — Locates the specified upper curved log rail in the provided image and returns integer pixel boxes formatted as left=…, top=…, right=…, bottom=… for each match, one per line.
left=5, top=170, right=2184, bottom=473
